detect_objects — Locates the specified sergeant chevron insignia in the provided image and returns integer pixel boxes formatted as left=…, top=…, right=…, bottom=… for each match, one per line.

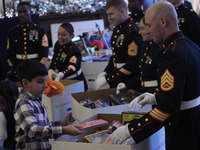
left=128, top=41, right=138, bottom=56
left=160, top=69, right=174, bottom=91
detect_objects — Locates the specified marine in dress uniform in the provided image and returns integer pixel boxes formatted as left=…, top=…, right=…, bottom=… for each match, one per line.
left=130, top=10, right=145, bottom=26
left=48, top=41, right=88, bottom=91
left=7, top=2, right=49, bottom=82
left=104, top=17, right=144, bottom=88
left=124, top=41, right=163, bottom=93
left=175, top=3, right=200, bottom=47
left=128, top=0, right=145, bottom=26
left=128, top=31, right=200, bottom=150
left=7, top=23, right=49, bottom=81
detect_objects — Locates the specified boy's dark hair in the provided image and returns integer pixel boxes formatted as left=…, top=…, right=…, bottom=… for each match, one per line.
left=17, top=2, right=31, bottom=9
left=17, top=60, right=48, bottom=84
left=60, top=23, right=74, bottom=35
left=106, top=0, right=128, bottom=11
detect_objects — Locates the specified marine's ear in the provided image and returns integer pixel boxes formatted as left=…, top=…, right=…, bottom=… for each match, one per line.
left=160, top=16, right=167, bottom=27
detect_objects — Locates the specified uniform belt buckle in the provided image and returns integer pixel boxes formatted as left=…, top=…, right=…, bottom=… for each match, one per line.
left=22, top=54, right=27, bottom=60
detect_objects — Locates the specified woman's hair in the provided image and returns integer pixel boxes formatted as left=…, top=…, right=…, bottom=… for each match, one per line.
left=60, top=23, right=74, bottom=35
left=141, top=17, right=145, bottom=25
left=0, top=80, right=19, bottom=110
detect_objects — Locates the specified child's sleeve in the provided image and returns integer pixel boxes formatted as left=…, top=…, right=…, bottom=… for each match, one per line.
left=14, top=100, right=62, bottom=139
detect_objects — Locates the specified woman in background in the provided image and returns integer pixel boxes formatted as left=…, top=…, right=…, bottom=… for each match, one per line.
left=48, top=23, right=88, bottom=91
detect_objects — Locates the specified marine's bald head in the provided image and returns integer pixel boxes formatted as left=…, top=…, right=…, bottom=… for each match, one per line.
left=145, top=1, right=179, bottom=43
left=146, top=1, right=178, bottom=26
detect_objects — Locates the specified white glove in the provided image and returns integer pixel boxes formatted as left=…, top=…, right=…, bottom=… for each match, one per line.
left=55, top=72, right=64, bottom=81
left=48, top=69, right=56, bottom=80
left=97, top=71, right=107, bottom=78
left=129, top=92, right=157, bottom=111
left=94, top=77, right=107, bottom=90
left=116, top=83, right=126, bottom=94
left=111, top=124, right=131, bottom=144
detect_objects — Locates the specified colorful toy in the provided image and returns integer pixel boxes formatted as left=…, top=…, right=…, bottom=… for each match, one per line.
left=44, top=74, right=64, bottom=97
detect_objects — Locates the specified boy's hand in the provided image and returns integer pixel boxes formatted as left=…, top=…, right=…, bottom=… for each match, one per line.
left=61, top=112, right=75, bottom=126
left=62, top=125, right=85, bottom=136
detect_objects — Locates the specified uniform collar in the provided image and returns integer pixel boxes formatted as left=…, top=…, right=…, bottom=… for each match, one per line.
left=132, top=9, right=144, bottom=16
left=175, top=3, right=184, bottom=10
left=18, top=22, right=34, bottom=28
left=61, top=41, right=72, bottom=48
left=117, top=17, right=132, bottom=29
left=161, top=31, right=184, bottom=49
left=147, top=40, right=154, bottom=47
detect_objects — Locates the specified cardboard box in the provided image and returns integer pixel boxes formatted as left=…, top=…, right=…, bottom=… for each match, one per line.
left=42, top=79, right=84, bottom=122
left=71, top=88, right=152, bottom=122
left=52, top=114, right=165, bottom=150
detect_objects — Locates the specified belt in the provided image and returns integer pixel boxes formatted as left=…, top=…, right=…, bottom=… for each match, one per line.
left=66, top=69, right=82, bottom=79
left=141, top=80, right=158, bottom=87
left=116, top=63, right=125, bottom=69
left=180, top=96, right=200, bottom=110
left=16, top=54, right=38, bottom=60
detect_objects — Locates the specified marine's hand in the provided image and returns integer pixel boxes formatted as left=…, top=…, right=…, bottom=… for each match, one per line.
left=55, top=72, right=64, bottom=81
left=111, top=124, right=131, bottom=144
left=48, top=69, right=56, bottom=80
left=129, top=92, right=156, bottom=111
left=94, top=77, right=107, bottom=90
left=97, top=72, right=107, bottom=78
left=116, top=83, right=126, bottom=94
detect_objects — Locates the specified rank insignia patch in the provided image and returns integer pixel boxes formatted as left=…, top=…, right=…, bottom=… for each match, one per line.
left=160, top=69, right=174, bottom=91
left=70, top=56, right=77, bottom=63
left=149, top=108, right=171, bottom=122
left=128, top=41, right=138, bottom=56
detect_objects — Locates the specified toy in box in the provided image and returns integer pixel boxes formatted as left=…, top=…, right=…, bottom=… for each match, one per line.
left=82, top=130, right=112, bottom=143
left=109, top=91, right=140, bottom=106
left=121, top=111, right=147, bottom=125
